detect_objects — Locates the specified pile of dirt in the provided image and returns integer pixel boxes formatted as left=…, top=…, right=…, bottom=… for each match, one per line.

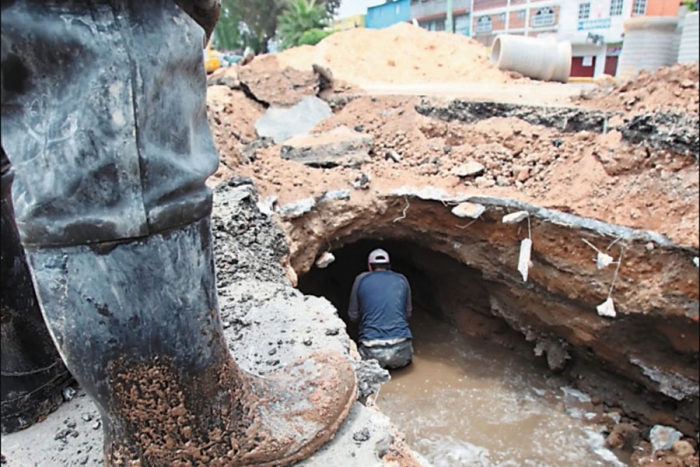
left=207, top=91, right=699, bottom=248
left=580, top=63, right=700, bottom=115
left=272, top=23, right=518, bottom=86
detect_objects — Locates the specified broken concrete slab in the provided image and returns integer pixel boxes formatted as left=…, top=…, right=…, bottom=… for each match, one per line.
left=451, top=202, right=486, bottom=219
left=452, top=160, right=485, bottom=177
left=281, top=126, right=373, bottom=168
left=237, top=55, right=319, bottom=107
left=255, top=96, right=333, bottom=144
left=207, top=65, right=240, bottom=89
left=277, top=197, right=317, bottom=219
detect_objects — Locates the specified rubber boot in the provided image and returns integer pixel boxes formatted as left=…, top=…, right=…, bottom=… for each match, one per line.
left=0, top=168, right=73, bottom=434
left=24, top=217, right=357, bottom=467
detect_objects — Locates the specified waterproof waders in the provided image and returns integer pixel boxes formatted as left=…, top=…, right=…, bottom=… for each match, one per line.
left=1, top=1, right=356, bottom=465
left=1, top=161, right=74, bottom=434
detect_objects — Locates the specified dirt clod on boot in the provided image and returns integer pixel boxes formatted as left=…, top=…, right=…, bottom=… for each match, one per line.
left=107, top=349, right=357, bottom=467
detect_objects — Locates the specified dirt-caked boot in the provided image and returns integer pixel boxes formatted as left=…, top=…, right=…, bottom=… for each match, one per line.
left=0, top=165, right=73, bottom=434
left=24, top=217, right=357, bottom=467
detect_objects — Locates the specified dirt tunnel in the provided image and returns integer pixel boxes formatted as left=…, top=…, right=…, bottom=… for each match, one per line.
left=298, top=239, right=511, bottom=345
left=286, top=193, right=699, bottom=442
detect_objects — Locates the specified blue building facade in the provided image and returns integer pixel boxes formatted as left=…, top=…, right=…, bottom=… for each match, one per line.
left=365, top=0, right=411, bottom=29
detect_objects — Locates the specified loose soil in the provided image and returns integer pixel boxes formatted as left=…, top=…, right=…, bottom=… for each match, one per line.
left=208, top=92, right=699, bottom=248
left=271, top=23, right=520, bottom=87
left=578, top=63, right=700, bottom=116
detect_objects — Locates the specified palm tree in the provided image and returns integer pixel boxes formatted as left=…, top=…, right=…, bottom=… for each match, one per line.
left=277, top=0, right=330, bottom=50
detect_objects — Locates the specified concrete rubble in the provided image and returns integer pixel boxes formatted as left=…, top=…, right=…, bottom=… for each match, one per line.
left=255, top=96, right=333, bottom=144
left=281, top=126, right=373, bottom=168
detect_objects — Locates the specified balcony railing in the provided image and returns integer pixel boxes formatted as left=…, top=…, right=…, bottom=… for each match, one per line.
left=410, top=0, right=471, bottom=19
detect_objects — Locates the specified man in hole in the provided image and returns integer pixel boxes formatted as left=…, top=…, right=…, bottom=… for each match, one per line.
left=348, top=248, right=414, bottom=369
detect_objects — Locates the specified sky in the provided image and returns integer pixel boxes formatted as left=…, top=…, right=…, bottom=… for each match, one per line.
left=337, top=0, right=384, bottom=18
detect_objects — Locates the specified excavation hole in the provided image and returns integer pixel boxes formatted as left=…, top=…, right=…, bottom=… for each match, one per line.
left=298, top=239, right=631, bottom=467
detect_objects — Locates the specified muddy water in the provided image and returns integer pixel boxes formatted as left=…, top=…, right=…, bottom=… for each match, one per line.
left=376, top=311, right=628, bottom=467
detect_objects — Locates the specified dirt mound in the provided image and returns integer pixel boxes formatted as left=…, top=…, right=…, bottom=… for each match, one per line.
left=580, top=63, right=700, bottom=115
left=238, top=54, right=322, bottom=107
left=274, top=23, right=515, bottom=86
left=209, top=94, right=699, bottom=248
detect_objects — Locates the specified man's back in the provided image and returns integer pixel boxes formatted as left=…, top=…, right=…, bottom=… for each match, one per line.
left=351, top=270, right=412, bottom=342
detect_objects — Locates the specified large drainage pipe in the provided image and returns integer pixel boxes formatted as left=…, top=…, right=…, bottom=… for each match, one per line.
left=490, top=34, right=572, bottom=83
left=618, top=16, right=679, bottom=79
left=678, top=11, right=699, bottom=64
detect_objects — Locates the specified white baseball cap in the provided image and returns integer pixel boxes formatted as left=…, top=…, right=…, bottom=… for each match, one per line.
left=368, top=248, right=390, bottom=264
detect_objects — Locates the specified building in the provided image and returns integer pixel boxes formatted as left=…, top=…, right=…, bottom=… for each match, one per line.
left=557, top=0, right=680, bottom=78
left=333, top=14, right=366, bottom=31
left=411, top=0, right=682, bottom=77
left=366, top=0, right=412, bottom=29
left=411, top=0, right=472, bottom=34
left=363, top=0, right=683, bottom=77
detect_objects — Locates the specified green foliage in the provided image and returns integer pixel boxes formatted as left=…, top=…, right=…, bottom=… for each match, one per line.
left=684, top=0, right=698, bottom=11
left=298, top=28, right=333, bottom=46
left=225, top=0, right=286, bottom=53
left=277, top=0, right=330, bottom=50
left=213, top=1, right=243, bottom=50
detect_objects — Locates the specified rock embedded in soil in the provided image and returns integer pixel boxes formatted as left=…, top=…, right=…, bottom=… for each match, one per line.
left=451, top=202, right=486, bottom=219
left=452, top=159, right=485, bottom=177
left=280, top=126, right=373, bottom=168
left=255, top=96, right=332, bottom=144
left=672, top=440, right=696, bottom=458
left=650, top=425, right=684, bottom=453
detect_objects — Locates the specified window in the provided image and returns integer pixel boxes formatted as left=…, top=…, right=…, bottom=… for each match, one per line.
left=532, top=8, right=555, bottom=27
left=475, top=16, right=493, bottom=33
left=610, top=0, right=624, bottom=16
left=499, top=13, right=507, bottom=21
left=632, top=0, right=646, bottom=15
left=578, top=2, right=591, bottom=20
left=518, top=10, right=526, bottom=18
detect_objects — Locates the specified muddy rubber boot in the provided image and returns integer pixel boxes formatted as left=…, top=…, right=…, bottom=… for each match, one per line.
left=0, top=167, right=73, bottom=434
left=24, top=217, right=357, bottom=467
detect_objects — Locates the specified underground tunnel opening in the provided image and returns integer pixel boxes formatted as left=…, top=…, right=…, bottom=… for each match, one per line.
left=297, top=238, right=637, bottom=467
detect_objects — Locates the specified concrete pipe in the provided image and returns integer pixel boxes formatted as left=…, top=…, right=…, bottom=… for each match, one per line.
left=617, top=16, right=679, bottom=79
left=678, top=12, right=699, bottom=64
left=490, top=34, right=572, bottom=83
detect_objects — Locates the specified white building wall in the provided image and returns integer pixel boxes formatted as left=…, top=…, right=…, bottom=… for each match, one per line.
left=556, top=0, right=635, bottom=45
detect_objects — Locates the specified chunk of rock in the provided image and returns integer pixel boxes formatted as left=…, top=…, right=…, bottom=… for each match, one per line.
left=239, top=57, right=319, bottom=106
left=515, top=166, right=530, bottom=182
left=315, top=252, right=336, bottom=269
left=474, top=176, right=495, bottom=188
left=650, top=425, right=683, bottom=453
left=672, top=440, right=696, bottom=458
left=277, top=197, right=316, bottom=219
left=452, top=160, right=485, bottom=177
left=605, top=423, right=640, bottom=450
left=207, top=65, right=240, bottom=89
left=281, top=126, right=373, bottom=168
left=451, top=202, right=486, bottom=219
left=255, top=96, right=332, bottom=144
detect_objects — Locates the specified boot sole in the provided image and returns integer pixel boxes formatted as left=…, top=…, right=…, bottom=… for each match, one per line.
left=252, top=370, right=358, bottom=467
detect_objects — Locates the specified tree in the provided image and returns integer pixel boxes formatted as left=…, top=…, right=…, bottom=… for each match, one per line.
left=322, top=0, right=340, bottom=16
left=226, top=0, right=286, bottom=53
left=298, top=28, right=333, bottom=46
left=213, top=1, right=243, bottom=51
left=277, top=0, right=330, bottom=50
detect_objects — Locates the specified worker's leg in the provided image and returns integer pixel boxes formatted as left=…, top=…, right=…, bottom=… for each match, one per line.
left=359, top=341, right=413, bottom=370
left=1, top=1, right=355, bottom=464
left=1, top=158, right=73, bottom=434
left=26, top=217, right=356, bottom=465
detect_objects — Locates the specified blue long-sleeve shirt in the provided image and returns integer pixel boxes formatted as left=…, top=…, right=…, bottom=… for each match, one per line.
left=348, top=270, right=412, bottom=342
